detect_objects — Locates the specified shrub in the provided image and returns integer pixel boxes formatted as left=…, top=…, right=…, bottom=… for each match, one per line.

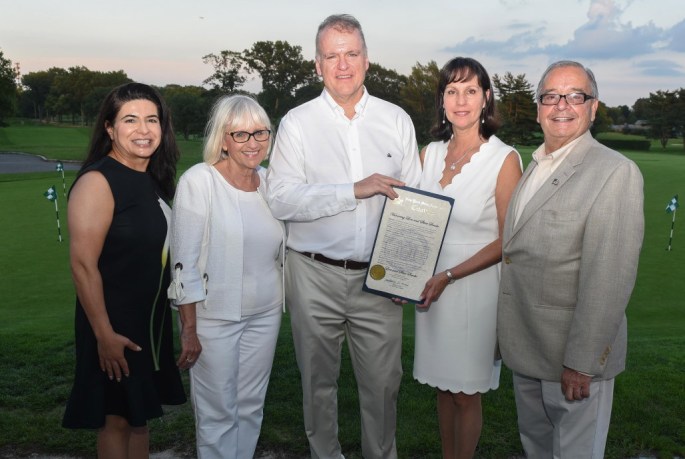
left=597, top=138, right=651, bottom=151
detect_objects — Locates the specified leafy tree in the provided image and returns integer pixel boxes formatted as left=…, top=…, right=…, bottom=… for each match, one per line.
left=49, top=67, right=130, bottom=125
left=163, top=85, right=210, bottom=140
left=51, top=66, right=90, bottom=123
left=292, top=79, right=324, bottom=109
left=631, top=97, right=651, bottom=124
left=21, top=67, right=67, bottom=120
left=85, top=69, right=131, bottom=124
left=591, top=101, right=612, bottom=136
left=243, top=40, right=318, bottom=120
left=365, top=63, right=407, bottom=107
left=605, top=104, right=633, bottom=125
left=83, top=86, right=114, bottom=124
left=46, top=93, right=71, bottom=123
left=400, top=60, right=440, bottom=145
left=0, top=49, right=18, bottom=125
left=641, top=90, right=678, bottom=148
left=492, top=72, right=539, bottom=146
left=672, top=88, right=685, bottom=151
left=202, top=50, right=246, bottom=93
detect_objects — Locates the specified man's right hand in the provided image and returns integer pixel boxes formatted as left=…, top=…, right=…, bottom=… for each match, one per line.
left=354, top=173, right=405, bottom=200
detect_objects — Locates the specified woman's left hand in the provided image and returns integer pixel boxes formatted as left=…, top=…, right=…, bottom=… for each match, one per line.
left=417, top=273, right=450, bottom=308
left=177, top=325, right=202, bottom=370
left=176, top=303, right=202, bottom=370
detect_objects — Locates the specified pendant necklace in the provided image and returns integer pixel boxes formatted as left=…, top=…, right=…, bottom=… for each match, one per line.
left=449, top=150, right=470, bottom=171
left=448, top=145, right=481, bottom=171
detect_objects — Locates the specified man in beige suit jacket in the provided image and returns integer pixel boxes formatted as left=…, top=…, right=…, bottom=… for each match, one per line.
left=497, top=61, right=644, bottom=458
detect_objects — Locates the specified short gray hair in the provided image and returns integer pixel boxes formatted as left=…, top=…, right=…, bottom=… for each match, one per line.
left=202, top=95, right=272, bottom=165
left=535, top=60, right=599, bottom=102
left=315, top=14, right=367, bottom=58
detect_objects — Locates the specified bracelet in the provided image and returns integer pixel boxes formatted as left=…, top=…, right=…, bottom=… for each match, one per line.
left=445, top=270, right=456, bottom=284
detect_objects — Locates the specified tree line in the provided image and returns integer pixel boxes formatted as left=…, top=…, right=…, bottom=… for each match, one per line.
left=1, top=45, right=684, bottom=148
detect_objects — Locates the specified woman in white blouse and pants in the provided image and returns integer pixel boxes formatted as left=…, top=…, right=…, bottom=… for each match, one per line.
left=168, top=95, right=284, bottom=459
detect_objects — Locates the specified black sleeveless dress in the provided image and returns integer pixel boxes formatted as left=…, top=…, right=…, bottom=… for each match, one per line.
left=62, top=156, right=186, bottom=429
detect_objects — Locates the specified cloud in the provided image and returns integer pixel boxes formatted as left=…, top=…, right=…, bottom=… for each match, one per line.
left=633, top=59, right=685, bottom=77
left=586, top=0, right=625, bottom=25
left=443, top=0, right=679, bottom=61
left=543, top=21, right=663, bottom=59
left=442, top=28, right=546, bottom=58
left=665, top=19, right=685, bottom=52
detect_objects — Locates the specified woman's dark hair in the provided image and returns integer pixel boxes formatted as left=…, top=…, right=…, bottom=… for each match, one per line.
left=430, top=57, right=500, bottom=142
left=78, top=82, right=179, bottom=200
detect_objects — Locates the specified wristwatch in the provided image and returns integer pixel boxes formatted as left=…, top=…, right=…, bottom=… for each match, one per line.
left=445, top=270, right=456, bottom=284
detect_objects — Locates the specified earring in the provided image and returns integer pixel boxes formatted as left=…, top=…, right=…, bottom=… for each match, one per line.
left=442, top=109, right=447, bottom=125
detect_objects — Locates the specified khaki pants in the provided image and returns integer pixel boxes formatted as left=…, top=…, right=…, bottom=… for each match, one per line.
left=286, top=251, right=403, bottom=459
left=513, top=372, right=614, bottom=459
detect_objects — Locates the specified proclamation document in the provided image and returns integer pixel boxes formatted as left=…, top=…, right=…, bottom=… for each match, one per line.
left=363, top=186, right=454, bottom=303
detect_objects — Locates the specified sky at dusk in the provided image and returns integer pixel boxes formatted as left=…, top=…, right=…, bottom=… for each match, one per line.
left=2, top=0, right=684, bottom=107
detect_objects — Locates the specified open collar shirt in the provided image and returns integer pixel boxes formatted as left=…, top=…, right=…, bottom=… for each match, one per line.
left=266, top=88, right=421, bottom=262
left=513, top=132, right=587, bottom=226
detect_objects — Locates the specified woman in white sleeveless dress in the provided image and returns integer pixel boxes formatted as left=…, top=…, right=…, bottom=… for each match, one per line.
left=413, top=57, right=522, bottom=458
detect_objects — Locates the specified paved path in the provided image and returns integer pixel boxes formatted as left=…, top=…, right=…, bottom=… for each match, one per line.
left=0, top=152, right=81, bottom=174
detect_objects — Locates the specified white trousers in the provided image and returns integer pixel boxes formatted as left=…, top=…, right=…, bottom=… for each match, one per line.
left=513, top=372, right=615, bottom=459
left=190, top=307, right=282, bottom=459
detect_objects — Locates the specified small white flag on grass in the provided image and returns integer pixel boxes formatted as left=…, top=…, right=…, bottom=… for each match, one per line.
left=665, top=194, right=678, bottom=251
left=55, top=161, right=67, bottom=196
left=43, top=186, right=62, bottom=242
left=666, top=195, right=679, bottom=213
left=44, top=186, right=57, bottom=201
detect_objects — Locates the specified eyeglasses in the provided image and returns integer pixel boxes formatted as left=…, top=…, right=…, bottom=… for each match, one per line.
left=227, top=129, right=271, bottom=143
left=539, top=93, right=595, bottom=106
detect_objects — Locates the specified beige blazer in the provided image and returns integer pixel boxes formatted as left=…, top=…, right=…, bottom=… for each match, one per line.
left=497, top=133, right=644, bottom=382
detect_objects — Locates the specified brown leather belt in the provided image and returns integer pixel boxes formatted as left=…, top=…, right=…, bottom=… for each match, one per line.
left=299, top=251, right=370, bottom=270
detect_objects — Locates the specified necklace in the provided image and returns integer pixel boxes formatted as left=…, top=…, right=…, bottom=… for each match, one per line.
left=449, top=150, right=470, bottom=171
left=448, top=144, right=483, bottom=171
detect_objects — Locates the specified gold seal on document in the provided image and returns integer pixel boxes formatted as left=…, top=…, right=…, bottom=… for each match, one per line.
left=369, top=264, right=386, bottom=280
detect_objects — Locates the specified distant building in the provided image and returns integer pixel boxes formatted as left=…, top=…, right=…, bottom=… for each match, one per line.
left=611, top=120, right=650, bottom=134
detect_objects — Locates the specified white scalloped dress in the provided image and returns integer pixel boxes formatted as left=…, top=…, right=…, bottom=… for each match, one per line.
left=413, top=135, right=518, bottom=394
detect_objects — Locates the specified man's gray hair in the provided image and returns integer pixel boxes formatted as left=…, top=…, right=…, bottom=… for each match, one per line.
left=535, top=60, right=599, bottom=101
left=315, top=14, right=367, bottom=58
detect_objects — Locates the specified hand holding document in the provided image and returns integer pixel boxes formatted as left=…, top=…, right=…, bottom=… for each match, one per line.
left=363, top=186, right=453, bottom=303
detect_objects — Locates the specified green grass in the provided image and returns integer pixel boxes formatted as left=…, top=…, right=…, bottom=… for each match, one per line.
left=1, top=124, right=684, bottom=458
left=0, top=119, right=204, bottom=170
left=0, top=120, right=92, bottom=160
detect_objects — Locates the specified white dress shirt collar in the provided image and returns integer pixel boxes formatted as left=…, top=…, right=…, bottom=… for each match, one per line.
left=321, top=87, right=370, bottom=119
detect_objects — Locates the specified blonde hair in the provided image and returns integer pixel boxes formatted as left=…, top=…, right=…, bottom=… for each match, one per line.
left=202, top=95, right=272, bottom=165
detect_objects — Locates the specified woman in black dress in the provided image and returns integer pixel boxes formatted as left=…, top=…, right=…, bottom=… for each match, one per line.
left=62, top=83, right=186, bottom=457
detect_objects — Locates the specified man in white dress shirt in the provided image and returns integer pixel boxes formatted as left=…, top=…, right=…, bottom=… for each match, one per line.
left=266, top=14, right=421, bottom=459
